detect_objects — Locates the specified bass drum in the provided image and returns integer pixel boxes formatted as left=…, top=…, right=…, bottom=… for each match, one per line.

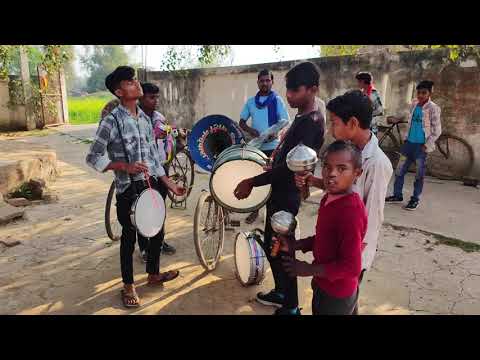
left=234, top=231, right=266, bottom=287
left=210, top=144, right=271, bottom=213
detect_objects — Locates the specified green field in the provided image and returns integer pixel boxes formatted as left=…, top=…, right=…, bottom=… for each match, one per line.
left=68, top=92, right=114, bottom=125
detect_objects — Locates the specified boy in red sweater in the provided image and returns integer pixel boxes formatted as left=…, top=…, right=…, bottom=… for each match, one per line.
left=280, top=140, right=367, bottom=315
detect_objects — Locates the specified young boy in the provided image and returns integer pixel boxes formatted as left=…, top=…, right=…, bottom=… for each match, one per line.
left=234, top=62, right=325, bottom=315
left=295, top=90, right=392, bottom=314
left=86, top=66, right=185, bottom=308
left=280, top=140, right=367, bottom=315
left=356, top=72, right=384, bottom=135
left=385, top=80, right=441, bottom=210
left=139, top=82, right=177, bottom=257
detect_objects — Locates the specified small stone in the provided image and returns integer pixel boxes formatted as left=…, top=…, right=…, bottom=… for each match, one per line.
left=6, top=198, right=31, bottom=207
left=42, top=194, right=59, bottom=203
left=395, top=244, right=404, bottom=248
left=64, top=217, right=72, bottom=221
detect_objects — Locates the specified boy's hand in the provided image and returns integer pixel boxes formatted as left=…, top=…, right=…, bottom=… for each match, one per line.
left=234, top=178, right=253, bottom=199
left=295, top=172, right=313, bottom=190
left=272, top=234, right=290, bottom=253
left=170, top=184, right=186, bottom=196
left=124, top=162, right=149, bottom=174
left=281, top=255, right=313, bottom=277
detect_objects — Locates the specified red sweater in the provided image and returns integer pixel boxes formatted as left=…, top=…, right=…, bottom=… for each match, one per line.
left=300, top=192, right=367, bottom=298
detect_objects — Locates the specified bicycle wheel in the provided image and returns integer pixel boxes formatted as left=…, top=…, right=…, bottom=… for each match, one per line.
left=426, top=134, right=474, bottom=180
left=105, top=181, right=121, bottom=241
left=193, top=191, right=225, bottom=271
left=167, top=149, right=195, bottom=204
left=377, top=127, right=401, bottom=169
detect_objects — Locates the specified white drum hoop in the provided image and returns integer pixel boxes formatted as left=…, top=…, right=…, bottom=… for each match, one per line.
left=130, top=188, right=166, bottom=238
left=234, top=232, right=266, bottom=287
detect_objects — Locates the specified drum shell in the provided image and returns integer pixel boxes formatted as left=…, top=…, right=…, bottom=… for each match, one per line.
left=234, top=232, right=266, bottom=287
left=130, top=188, right=166, bottom=238
left=209, top=145, right=271, bottom=213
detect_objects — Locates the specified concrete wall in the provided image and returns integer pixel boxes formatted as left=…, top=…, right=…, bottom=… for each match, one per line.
left=141, top=49, right=480, bottom=176
left=0, top=80, right=27, bottom=131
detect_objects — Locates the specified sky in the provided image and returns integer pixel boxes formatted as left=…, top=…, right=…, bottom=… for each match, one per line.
left=75, top=45, right=320, bottom=75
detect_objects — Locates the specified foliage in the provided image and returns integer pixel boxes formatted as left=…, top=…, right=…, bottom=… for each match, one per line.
left=80, top=45, right=131, bottom=92
left=68, top=92, right=114, bottom=125
left=319, top=45, right=480, bottom=63
left=0, top=45, right=16, bottom=79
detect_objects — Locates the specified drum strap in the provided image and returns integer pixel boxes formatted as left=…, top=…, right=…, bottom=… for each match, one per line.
left=111, top=113, right=138, bottom=196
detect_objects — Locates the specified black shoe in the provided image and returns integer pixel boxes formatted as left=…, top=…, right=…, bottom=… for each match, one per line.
left=273, top=307, right=302, bottom=315
left=404, top=199, right=419, bottom=211
left=256, top=290, right=284, bottom=308
left=385, top=195, right=403, bottom=203
left=162, top=242, right=176, bottom=255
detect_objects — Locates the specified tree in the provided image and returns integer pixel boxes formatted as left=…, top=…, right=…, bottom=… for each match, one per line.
left=159, top=45, right=232, bottom=71
left=81, top=45, right=131, bottom=93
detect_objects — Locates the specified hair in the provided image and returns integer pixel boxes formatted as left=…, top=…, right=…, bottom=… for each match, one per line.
left=322, top=140, right=362, bottom=169
left=355, top=71, right=373, bottom=84
left=326, top=90, right=373, bottom=129
left=105, top=66, right=135, bottom=97
left=141, top=82, right=160, bottom=95
left=258, top=69, right=273, bottom=80
left=416, top=80, right=434, bottom=92
left=285, top=61, right=320, bottom=89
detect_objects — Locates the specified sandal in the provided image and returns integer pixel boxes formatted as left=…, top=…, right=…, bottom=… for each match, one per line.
left=147, top=270, right=180, bottom=286
left=121, top=289, right=140, bottom=308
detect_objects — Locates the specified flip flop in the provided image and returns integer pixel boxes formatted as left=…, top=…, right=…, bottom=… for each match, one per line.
left=121, top=289, right=140, bottom=308
left=147, top=270, right=180, bottom=286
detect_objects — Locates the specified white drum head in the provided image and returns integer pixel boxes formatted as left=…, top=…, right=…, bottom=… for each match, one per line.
left=235, top=233, right=253, bottom=285
left=134, top=189, right=166, bottom=238
left=212, top=160, right=271, bottom=212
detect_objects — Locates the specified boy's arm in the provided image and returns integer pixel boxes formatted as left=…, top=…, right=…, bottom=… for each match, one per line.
left=425, top=105, right=442, bottom=152
left=252, top=117, right=325, bottom=187
left=86, top=117, right=115, bottom=173
left=361, top=159, right=393, bottom=270
left=295, top=235, right=315, bottom=253
left=239, top=101, right=259, bottom=138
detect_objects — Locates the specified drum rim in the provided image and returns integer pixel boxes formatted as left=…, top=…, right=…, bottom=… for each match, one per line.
left=234, top=232, right=253, bottom=286
left=213, top=144, right=268, bottom=171
left=131, top=188, right=166, bottom=238
left=234, top=231, right=266, bottom=286
left=209, top=151, right=272, bottom=213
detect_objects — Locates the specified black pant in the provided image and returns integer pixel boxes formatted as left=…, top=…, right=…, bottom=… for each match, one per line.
left=264, top=195, right=300, bottom=309
left=311, top=282, right=359, bottom=315
left=116, top=178, right=167, bottom=285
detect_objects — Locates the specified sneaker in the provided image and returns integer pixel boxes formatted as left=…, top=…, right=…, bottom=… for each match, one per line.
left=404, top=199, right=419, bottom=211
left=139, top=250, right=148, bottom=263
left=256, top=290, right=284, bottom=308
left=273, top=307, right=302, bottom=315
left=385, top=195, right=403, bottom=203
left=162, top=242, right=176, bottom=255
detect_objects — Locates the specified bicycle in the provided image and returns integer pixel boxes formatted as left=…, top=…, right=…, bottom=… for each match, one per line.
left=377, top=117, right=474, bottom=180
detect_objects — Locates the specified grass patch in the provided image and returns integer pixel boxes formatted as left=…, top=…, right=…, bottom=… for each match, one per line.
left=384, top=222, right=480, bottom=253
left=68, top=92, right=114, bottom=125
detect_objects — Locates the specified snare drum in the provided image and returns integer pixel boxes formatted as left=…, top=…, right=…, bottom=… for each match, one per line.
left=234, top=231, right=266, bottom=286
left=210, top=144, right=272, bottom=213
left=130, top=188, right=166, bottom=238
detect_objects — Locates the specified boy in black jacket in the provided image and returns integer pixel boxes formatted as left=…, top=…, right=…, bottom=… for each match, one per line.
left=234, top=62, right=325, bottom=315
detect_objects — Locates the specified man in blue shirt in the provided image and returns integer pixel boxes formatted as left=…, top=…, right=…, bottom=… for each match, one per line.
left=239, top=69, right=290, bottom=224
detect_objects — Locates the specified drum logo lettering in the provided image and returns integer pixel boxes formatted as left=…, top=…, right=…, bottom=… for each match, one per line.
left=197, top=124, right=235, bottom=159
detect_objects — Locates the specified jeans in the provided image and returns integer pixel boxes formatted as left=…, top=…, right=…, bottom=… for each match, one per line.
left=116, top=178, right=167, bottom=285
left=393, top=141, right=427, bottom=202
left=264, top=195, right=300, bottom=309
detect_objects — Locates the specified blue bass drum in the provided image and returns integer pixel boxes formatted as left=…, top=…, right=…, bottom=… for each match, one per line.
left=187, top=114, right=245, bottom=172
